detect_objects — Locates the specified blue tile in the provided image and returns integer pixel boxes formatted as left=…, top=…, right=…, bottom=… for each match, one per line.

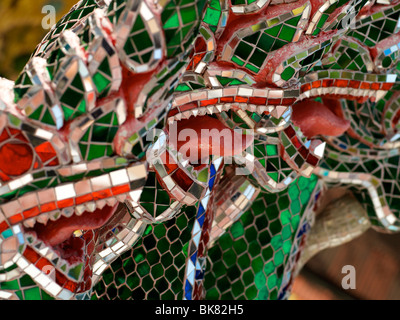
left=185, top=280, right=192, bottom=300
left=210, top=164, right=216, bottom=176
left=198, top=213, right=206, bottom=227
left=209, top=176, right=216, bottom=189
left=297, top=223, right=310, bottom=237
left=197, top=204, right=205, bottom=218
left=195, top=270, right=204, bottom=280
left=190, top=252, right=198, bottom=264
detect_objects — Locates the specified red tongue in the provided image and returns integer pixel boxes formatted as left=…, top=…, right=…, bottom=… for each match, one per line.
left=168, top=115, right=254, bottom=163
left=291, top=99, right=350, bottom=138
left=32, top=205, right=118, bottom=247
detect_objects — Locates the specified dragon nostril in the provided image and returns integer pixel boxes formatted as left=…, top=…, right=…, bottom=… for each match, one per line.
left=0, top=142, right=33, bottom=176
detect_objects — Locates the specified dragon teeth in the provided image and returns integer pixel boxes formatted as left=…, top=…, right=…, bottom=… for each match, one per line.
left=61, top=208, right=74, bottom=218
left=26, top=234, right=36, bottom=243
left=85, top=202, right=96, bottom=213
left=248, top=104, right=257, bottom=112
left=50, top=211, right=61, bottom=221
left=75, top=205, right=86, bottom=216
left=198, top=108, right=207, bottom=116
left=34, top=241, right=45, bottom=250
left=23, top=218, right=36, bottom=228
left=96, top=199, right=106, bottom=210
left=106, top=197, right=117, bottom=207
left=39, top=246, right=49, bottom=256
left=257, top=106, right=267, bottom=113
left=45, top=251, right=56, bottom=261
left=182, top=111, right=191, bottom=119
left=20, top=195, right=126, bottom=230
left=116, top=194, right=127, bottom=202
left=36, top=213, right=49, bottom=225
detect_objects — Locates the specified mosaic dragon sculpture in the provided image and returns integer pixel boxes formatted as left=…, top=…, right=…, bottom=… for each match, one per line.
left=0, top=0, right=399, bottom=300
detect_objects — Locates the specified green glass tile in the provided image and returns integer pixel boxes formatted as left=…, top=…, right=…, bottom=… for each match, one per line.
left=61, top=104, right=78, bottom=121
left=41, top=290, right=55, bottom=300
left=267, top=274, right=277, bottom=289
left=221, top=250, right=238, bottom=269
left=133, top=31, right=153, bottom=52
left=279, top=25, right=296, bottom=42
left=118, top=285, right=132, bottom=299
left=235, top=42, right=253, bottom=60
left=238, top=254, right=250, bottom=270
left=245, top=286, right=257, bottom=300
left=87, top=144, right=107, bottom=160
left=273, top=250, right=284, bottom=265
left=203, top=8, right=220, bottom=26
left=233, top=238, right=247, bottom=255
left=242, top=270, right=255, bottom=286
left=93, top=72, right=110, bottom=95
left=264, top=25, right=281, bottom=38
left=24, top=287, right=41, bottom=300
left=1, top=279, right=19, bottom=290
left=280, top=66, right=295, bottom=81
left=41, top=108, right=56, bottom=126
left=245, top=63, right=259, bottom=73
left=267, top=172, right=279, bottom=182
left=271, top=235, right=283, bottom=251
left=231, top=221, right=245, bottom=238
left=249, top=49, right=267, bottom=68
left=255, top=271, right=266, bottom=290
left=28, top=105, right=44, bottom=121
left=266, top=145, right=278, bottom=156
left=164, top=11, right=180, bottom=29
left=231, top=55, right=244, bottom=66
left=283, top=240, right=292, bottom=254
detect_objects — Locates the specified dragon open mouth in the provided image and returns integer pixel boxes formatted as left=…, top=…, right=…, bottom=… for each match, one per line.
left=0, top=158, right=147, bottom=295
left=24, top=203, right=119, bottom=265
left=167, top=114, right=254, bottom=163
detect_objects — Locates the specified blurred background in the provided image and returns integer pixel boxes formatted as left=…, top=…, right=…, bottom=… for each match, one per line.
left=0, top=0, right=77, bottom=80
left=292, top=230, right=400, bottom=300
left=1, top=0, right=400, bottom=300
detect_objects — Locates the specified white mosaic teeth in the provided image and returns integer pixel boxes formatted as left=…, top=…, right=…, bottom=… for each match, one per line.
left=169, top=88, right=392, bottom=123
left=96, top=199, right=107, bottom=210
left=23, top=218, right=36, bottom=228
left=61, top=208, right=74, bottom=218
left=50, top=212, right=61, bottom=222
left=116, top=194, right=127, bottom=202
left=36, top=213, right=49, bottom=225
left=85, top=202, right=97, bottom=213
left=168, top=104, right=283, bottom=123
left=21, top=196, right=124, bottom=229
left=106, top=197, right=118, bottom=207
left=75, top=205, right=86, bottom=216
left=298, top=88, right=386, bottom=102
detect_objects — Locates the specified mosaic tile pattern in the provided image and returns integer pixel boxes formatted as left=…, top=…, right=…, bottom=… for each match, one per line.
left=221, top=2, right=310, bottom=73
left=204, top=174, right=320, bottom=300
left=0, top=0, right=400, bottom=301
